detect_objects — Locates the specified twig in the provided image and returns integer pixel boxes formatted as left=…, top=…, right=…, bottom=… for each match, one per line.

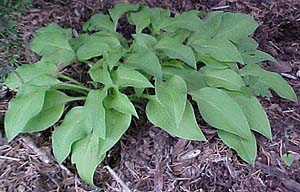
left=0, top=155, right=20, bottom=161
left=104, top=166, right=131, bottom=192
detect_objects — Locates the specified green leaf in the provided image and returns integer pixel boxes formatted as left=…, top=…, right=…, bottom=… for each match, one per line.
left=200, top=66, right=245, bottom=91
left=218, top=130, right=257, bottom=164
left=162, top=66, right=206, bottom=91
left=52, top=107, right=87, bottom=163
left=109, top=3, right=139, bottom=28
left=132, top=33, right=157, bottom=49
left=160, top=10, right=204, bottom=32
left=190, top=37, right=244, bottom=63
left=23, top=90, right=70, bottom=133
left=241, top=50, right=276, bottom=64
left=235, top=37, right=258, bottom=52
left=282, top=153, right=294, bottom=166
left=240, top=64, right=297, bottom=102
left=83, top=13, right=114, bottom=32
left=71, top=134, right=105, bottom=187
left=99, top=109, right=132, bottom=155
left=125, top=47, right=162, bottom=80
left=197, top=55, right=235, bottom=70
left=146, top=75, right=187, bottom=131
left=112, top=66, right=153, bottom=88
left=229, top=92, right=271, bottom=139
left=83, top=89, right=107, bottom=139
left=243, top=75, right=272, bottom=97
left=69, top=34, right=89, bottom=51
left=190, top=87, right=251, bottom=139
left=89, top=62, right=113, bottom=86
left=31, top=24, right=75, bottom=65
left=5, top=86, right=46, bottom=141
left=164, top=101, right=206, bottom=141
left=155, top=36, right=196, bottom=68
left=104, top=89, right=138, bottom=118
left=148, top=7, right=170, bottom=32
left=5, top=60, right=57, bottom=89
left=214, top=12, right=258, bottom=42
left=203, top=11, right=223, bottom=37
left=76, top=32, right=121, bottom=61
left=128, top=7, right=151, bottom=33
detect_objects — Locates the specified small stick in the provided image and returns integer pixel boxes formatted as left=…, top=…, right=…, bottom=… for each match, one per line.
left=104, top=166, right=131, bottom=192
left=0, top=155, right=20, bottom=161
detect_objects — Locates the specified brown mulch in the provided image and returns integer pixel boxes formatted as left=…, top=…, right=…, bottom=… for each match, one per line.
left=0, top=0, right=300, bottom=191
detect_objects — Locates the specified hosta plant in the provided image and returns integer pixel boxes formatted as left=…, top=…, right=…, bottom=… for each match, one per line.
left=4, top=3, right=297, bottom=187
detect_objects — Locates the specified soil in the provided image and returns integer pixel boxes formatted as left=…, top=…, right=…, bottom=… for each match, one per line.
left=0, top=0, right=300, bottom=191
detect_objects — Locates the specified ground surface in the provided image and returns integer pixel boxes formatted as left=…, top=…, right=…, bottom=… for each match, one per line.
left=0, top=0, right=300, bottom=191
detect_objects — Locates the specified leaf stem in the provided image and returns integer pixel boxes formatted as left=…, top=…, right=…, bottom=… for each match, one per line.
left=55, top=83, right=91, bottom=94
left=67, top=96, right=87, bottom=102
left=58, top=74, right=84, bottom=86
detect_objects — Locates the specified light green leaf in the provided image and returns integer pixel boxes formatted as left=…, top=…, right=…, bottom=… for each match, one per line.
left=5, top=86, right=46, bottom=141
left=71, top=134, right=105, bottom=187
left=89, top=62, right=113, bottom=86
left=76, top=32, right=121, bottom=61
left=31, top=24, right=75, bottom=65
left=125, top=47, right=162, bottom=80
left=112, top=66, right=153, bottom=88
left=132, top=33, right=157, bottom=49
left=240, top=64, right=297, bottom=102
left=146, top=75, right=187, bottom=130
left=190, top=87, right=251, bottom=139
left=164, top=101, right=206, bottom=141
left=83, top=13, right=114, bottom=32
left=229, top=92, right=271, bottom=139
left=23, top=90, right=70, bottom=133
left=128, top=7, right=151, bottom=33
left=241, top=50, right=276, bottom=64
left=104, top=89, right=138, bottom=118
left=98, top=109, right=132, bottom=155
left=190, top=37, right=244, bottom=63
left=5, top=60, right=57, bottom=89
left=83, top=89, right=107, bottom=139
left=162, top=66, right=206, bottom=91
left=109, top=3, right=140, bottom=28
left=282, top=153, right=294, bottom=166
left=52, top=107, right=87, bottom=163
left=155, top=36, right=196, bottom=68
left=200, top=66, right=245, bottom=91
left=148, top=7, right=170, bottom=32
left=218, top=130, right=257, bottom=164
left=214, top=12, right=258, bottom=42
